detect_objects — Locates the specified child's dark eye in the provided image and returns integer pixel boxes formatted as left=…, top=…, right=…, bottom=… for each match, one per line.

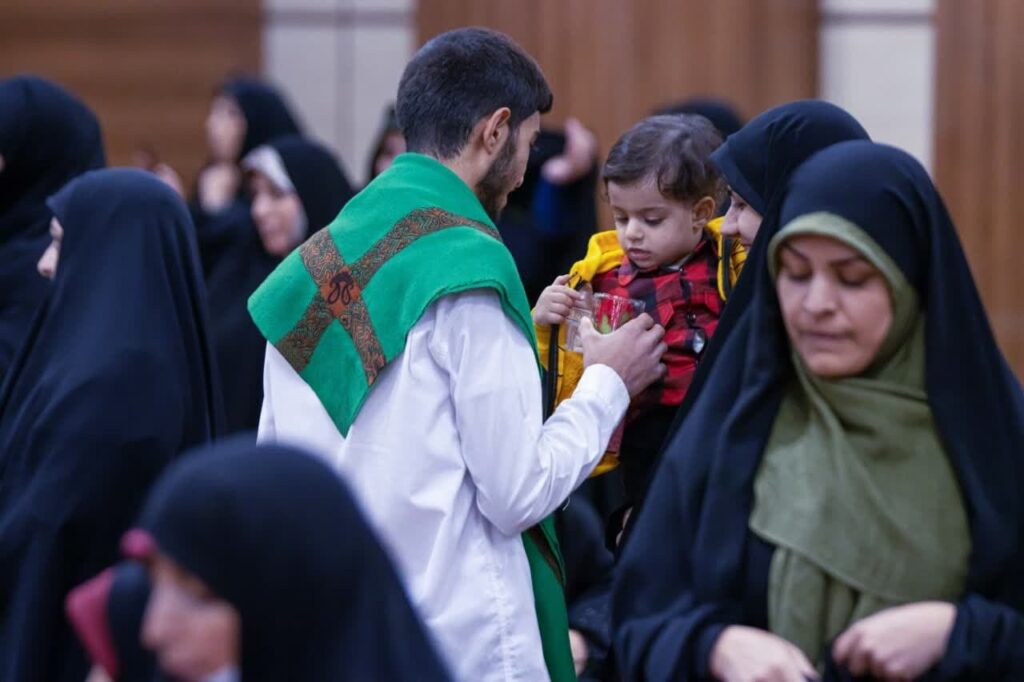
left=644, top=217, right=664, bottom=227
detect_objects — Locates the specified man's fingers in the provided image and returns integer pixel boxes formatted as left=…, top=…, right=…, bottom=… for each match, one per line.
left=634, top=326, right=667, bottom=355
left=618, top=313, right=656, bottom=335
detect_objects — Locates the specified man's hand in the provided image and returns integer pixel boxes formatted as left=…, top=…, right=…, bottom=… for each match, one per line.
left=832, top=602, right=956, bottom=681
left=580, top=314, right=666, bottom=397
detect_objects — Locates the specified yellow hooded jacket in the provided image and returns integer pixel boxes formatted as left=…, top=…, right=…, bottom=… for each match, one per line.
left=535, top=217, right=746, bottom=475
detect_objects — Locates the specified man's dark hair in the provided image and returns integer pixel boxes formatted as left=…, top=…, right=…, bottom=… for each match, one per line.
left=603, top=114, right=725, bottom=205
left=396, top=27, right=553, bottom=159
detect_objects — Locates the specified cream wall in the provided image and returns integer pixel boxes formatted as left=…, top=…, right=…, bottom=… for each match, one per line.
left=262, top=0, right=415, bottom=186
left=819, top=0, right=936, bottom=171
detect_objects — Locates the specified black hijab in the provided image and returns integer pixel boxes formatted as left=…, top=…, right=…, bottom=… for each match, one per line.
left=614, top=142, right=1024, bottom=680
left=0, top=169, right=221, bottom=682
left=138, top=441, right=452, bottom=682
left=366, top=103, right=401, bottom=183
left=208, top=135, right=353, bottom=434
left=653, top=97, right=744, bottom=138
left=107, top=562, right=157, bottom=682
left=0, top=75, right=105, bottom=381
left=654, top=101, right=871, bottom=465
left=220, top=76, right=302, bottom=161
left=192, top=77, right=303, bottom=272
left=273, top=133, right=355, bottom=229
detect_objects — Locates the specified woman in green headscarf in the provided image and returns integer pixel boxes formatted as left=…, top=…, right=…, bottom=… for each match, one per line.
left=614, top=141, right=1024, bottom=682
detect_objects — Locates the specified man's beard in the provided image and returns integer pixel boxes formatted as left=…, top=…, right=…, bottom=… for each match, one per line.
left=475, top=133, right=519, bottom=222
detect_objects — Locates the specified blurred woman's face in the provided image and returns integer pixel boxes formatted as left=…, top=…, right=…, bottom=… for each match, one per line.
left=373, top=130, right=406, bottom=178
left=720, top=189, right=762, bottom=248
left=37, top=217, right=63, bottom=280
left=249, top=171, right=305, bottom=257
left=775, top=234, right=893, bottom=378
left=206, top=95, right=246, bottom=163
left=142, top=552, right=240, bottom=682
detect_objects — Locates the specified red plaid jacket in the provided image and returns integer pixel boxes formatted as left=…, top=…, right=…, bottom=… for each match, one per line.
left=591, top=235, right=722, bottom=413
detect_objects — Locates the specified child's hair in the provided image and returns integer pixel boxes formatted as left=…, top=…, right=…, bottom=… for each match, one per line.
left=602, top=114, right=725, bottom=206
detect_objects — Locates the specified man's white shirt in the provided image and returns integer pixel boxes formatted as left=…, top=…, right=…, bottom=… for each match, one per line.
left=258, top=289, right=629, bottom=681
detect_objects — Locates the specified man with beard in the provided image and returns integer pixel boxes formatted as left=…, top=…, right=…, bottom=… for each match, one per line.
left=249, top=27, right=666, bottom=682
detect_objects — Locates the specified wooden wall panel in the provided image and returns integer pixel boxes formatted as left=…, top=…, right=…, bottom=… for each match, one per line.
left=0, top=0, right=262, bottom=188
left=417, top=1, right=818, bottom=229
left=935, top=0, right=1024, bottom=376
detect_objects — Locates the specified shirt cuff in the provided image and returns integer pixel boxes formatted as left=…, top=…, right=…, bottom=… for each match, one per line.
left=574, top=364, right=631, bottom=420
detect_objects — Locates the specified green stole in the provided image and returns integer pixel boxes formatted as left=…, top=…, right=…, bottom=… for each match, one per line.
left=249, top=152, right=576, bottom=681
left=750, top=213, right=971, bottom=663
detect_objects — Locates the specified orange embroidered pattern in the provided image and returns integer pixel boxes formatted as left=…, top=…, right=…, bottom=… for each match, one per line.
left=276, top=207, right=499, bottom=383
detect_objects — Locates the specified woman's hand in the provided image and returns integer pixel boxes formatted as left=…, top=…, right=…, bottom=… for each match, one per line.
left=153, top=163, right=186, bottom=198
left=710, top=625, right=818, bottom=682
left=569, top=629, right=589, bottom=675
left=832, top=602, right=956, bottom=681
left=533, top=275, right=583, bottom=325
left=197, top=162, right=241, bottom=213
left=541, top=117, right=598, bottom=185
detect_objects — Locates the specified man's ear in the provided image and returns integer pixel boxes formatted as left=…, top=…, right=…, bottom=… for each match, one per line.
left=692, top=195, right=717, bottom=229
left=480, top=107, right=512, bottom=156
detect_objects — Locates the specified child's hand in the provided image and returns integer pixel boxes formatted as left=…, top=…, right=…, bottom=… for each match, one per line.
left=533, top=275, right=583, bottom=325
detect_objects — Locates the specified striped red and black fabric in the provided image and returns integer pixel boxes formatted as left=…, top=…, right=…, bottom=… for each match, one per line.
left=591, top=235, right=722, bottom=413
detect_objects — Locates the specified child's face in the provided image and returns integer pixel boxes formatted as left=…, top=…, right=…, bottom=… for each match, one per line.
left=608, top=177, right=708, bottom=271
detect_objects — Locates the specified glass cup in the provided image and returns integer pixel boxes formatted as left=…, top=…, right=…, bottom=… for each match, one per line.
left=592, top=293, right=646, bottom=334
left=564, top=291, right=646, bottom=353
left=563, top=284, right=594, bottom=353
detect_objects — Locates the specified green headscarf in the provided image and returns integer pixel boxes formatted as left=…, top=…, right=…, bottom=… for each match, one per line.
left=749, top=212, right=971, bottom=663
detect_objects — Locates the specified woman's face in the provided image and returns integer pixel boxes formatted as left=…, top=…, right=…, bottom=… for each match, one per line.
left=37, top=217, right=63, bottom=280
left=775, top=234, right=893, bottom=378
left=206, top=95, right=246, bottom=163
left=373, top=130, right=406, bottom=178
left=249, top=171, right=305, bottom=257
left=142, top=552, right=241, bottom=682
left=720, top=189, right=762, bottom=248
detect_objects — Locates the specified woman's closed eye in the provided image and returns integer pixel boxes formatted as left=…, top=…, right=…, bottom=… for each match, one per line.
left=778, top=250, right=811, bottom=281
left=833, top=259, right=878, bottom=288
left=780, top=265, right=811, bottom=282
